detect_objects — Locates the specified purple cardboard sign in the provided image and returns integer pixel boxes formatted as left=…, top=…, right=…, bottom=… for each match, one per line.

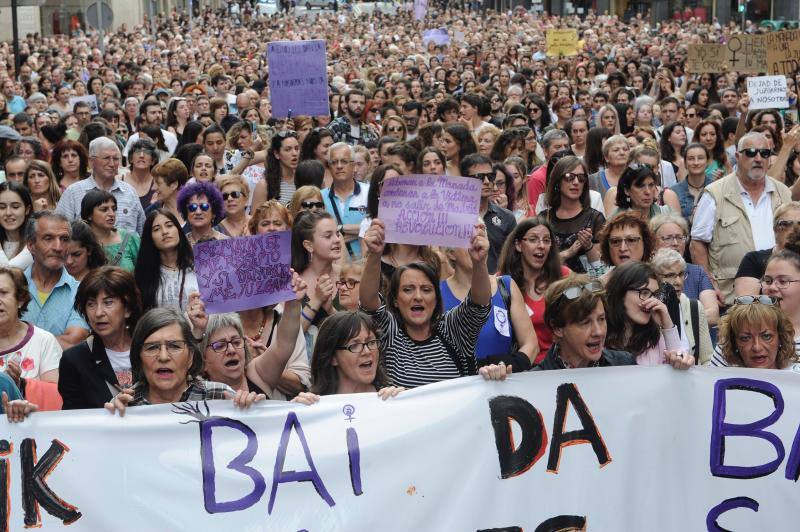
left=378, top=174, right=481, bottom=248
left=422, top=29, right=449, bottom=46
left=267, top=40, right=329, bottom=119
left=194, top=232, right=294, bottom=313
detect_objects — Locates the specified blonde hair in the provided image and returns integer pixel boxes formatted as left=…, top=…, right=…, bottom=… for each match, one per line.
left=288, top=186, right=324, bottom=220
left=216, top=174, right=249, bottom=198
left=247, top=200, right=292, bottom=234
left=718, top=303, right=797, bottom=369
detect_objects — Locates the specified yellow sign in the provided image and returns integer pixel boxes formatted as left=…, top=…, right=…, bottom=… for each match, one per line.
left=546, top=29, right=578, bottom=57
left=686, top=44, right=726, bottom=73
left=765, top=29, right=800, bottom=76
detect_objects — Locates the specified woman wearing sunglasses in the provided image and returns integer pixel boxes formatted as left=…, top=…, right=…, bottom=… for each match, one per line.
left=215, top=175, right=251, bottom=238
left=535, top=275, right=635, bottom=370
left=712, top=295, right=799, bottom=371
left=177, top=181, right=227, bottom=245
left=288, top=186, right=326, bottom=221
left=541, top=156, right=605, bottom=274
left=604, top=261, right=693, bottom=367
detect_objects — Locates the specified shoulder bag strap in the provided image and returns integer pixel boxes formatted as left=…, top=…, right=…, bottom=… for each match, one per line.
left=111, top=231, right=132, bottom=266
left=690, top=299, right=700, bottom=364
left=327, top=187, right=355, bottom=259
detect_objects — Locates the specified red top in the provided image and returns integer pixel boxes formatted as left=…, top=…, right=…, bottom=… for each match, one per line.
left=526, top=165, right=548, bottom=215
left=523, top=265, right=571, bottom=363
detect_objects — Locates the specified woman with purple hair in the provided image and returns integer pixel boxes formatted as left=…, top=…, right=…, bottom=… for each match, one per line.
left=177, top=181, right=227, bottom=245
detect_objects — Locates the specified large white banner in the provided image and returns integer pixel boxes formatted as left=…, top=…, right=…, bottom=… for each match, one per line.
left=1, top=366, right=798, bottom=530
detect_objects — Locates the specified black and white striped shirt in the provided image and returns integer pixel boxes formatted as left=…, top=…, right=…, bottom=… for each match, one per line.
left=365, top=295, right=490, bottom=389
left=709, top=337, right=800, bottom=369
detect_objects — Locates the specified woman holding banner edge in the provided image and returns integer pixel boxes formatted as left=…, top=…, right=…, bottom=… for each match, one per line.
left=359, top=218, right=493, bottom=388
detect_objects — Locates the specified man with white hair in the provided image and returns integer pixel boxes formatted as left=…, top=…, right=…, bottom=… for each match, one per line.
left=56, top=137, right=146, bottom=234
left=690, top=132, right=792, bottom=306
left=321, top=142, right=369, bottom=258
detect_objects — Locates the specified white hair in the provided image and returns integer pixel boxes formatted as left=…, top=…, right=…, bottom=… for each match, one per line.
left=88, top=136, right=120, bottom=157
left=651, top=247, right=686, bottom=273
left=328, top=142, right=353, bottom=163
left=737, top=131, right=769, bottom=151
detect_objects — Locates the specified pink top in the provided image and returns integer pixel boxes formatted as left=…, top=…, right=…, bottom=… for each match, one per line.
left=635, top=326, right=683, bottom=365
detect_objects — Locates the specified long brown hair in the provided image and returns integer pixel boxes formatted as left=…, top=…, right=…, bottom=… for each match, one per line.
left=498, top=217, right=563, bottom=294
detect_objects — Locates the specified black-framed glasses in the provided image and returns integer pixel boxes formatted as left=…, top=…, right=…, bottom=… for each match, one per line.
left=734, top=295, right=779, bottom=305
left=759, top=276, right=800, bottom=290
left=301, top=200, right=325, bottom=210
left=468, top=172, right=496, bottom=182
left=208, top=336, right=245, bottom=353
left=562, top=172, right=587, bottom=184
left=775, top=219, right=800, bottom=231
left=337, top=339, right=379, bottom=353
left=188, top=202, right=211, bottom=212
left=142, top=340, right=187, bottom=357
left=660, top=270, right=688, bottom=281
left=335, top=279, right=360, bottom=289
left=560, top=281, right=604, bottom=301
left=222, top=191, right=243, bottom=201
left=629, top=287, right=664, bottom=301
left=738, top=148, right=772, bottom=159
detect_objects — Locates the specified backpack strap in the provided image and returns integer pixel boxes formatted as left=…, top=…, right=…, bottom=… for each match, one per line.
left=689, top=299, right=700, bottom=364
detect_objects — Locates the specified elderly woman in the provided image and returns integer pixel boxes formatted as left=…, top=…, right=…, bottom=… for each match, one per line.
left=177, top=181, right=227, bottom=245
left=104, top=308, right=265, bottom=415
left=588, top=134, right=630, bottom=199
left=215, top=174, right=250, bottom=238
left=650, top=213, right=719, bottom=325
left=598, top=211, right=656, bottom=271
left=475, top=124, right=501, bottom=158
left=194, top=271, right=307, bottom=399
left=534, top=274, right=636, bottom=369
left=59, top=266, right=142, bottom=409
left=248, top=199, right=292, bottom=235
left=652, top=248, right=713, bottom=364
left=0, top=266, right=62, bottom=391
left=288, top=186, right=325, bottom=221
left=710, top=297, right=799, bottom=371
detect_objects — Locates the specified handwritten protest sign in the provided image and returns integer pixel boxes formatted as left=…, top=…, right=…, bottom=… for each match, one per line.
left=546, top=28, right=578, bottom=57
left=3, top=368, right=800, bottom=530
left=267, top=40, right=329, bottom=118
left=194, top=232, right=293, bottom=313
left=747, top=75, right=789, bottom=110
left=765, top=29, right=800, bottom=76
left=725, top=34, right=767, bottom=73
left=378, top=174, right=480, bottom=248
left=422, top=28, right=449, bottom=46
left=68, top=95, right=99, bottom=115
left=686, top=44, right=726, bottom=73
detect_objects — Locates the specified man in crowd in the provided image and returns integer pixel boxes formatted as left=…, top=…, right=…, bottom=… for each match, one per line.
left=327, top=90, right=379, bottom=147
left=123, top=99, right=178, bottom=156
left=321, top=142, right=369, bottom=259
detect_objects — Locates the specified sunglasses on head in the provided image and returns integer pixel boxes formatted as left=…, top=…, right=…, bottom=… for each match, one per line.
left=734, top=295, right=779, bottom=306
left=559, top=281, right=604, bottom=302
left=738, top=148, right=772, bottom=159
left=301, top=200, right=325, bottom=210
left=276, top=130, right=297, bottom=138
left=188, top=202, right=211, bottom=212
left=222, top=191, right=243, bottom=201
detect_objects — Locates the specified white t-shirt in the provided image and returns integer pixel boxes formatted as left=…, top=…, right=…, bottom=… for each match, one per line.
left=157, top=267, right=200, bottom=311
left=0, top=323, right=62, bottom=380
left=106, top=347, right=133, bottom=388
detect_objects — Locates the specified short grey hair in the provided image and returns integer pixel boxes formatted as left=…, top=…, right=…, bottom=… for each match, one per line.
left=328, top=142, right=353, bottom=163
left=89, top=136, right=120, bottom=157
left=24, top=211, right=71, bottom=244
left=130, top=308, right=203, bottom=385
left=649, top=212, right=689, bottom=236
left=633, top=95, right=654, bottom=114
left=738, top=131, right=769, bottom=151
left=651, top=247, right=686, bottom=273
left=541, top=129, right=569, bottom=150
left=601, top=134, right=629, bottom=159
left=200, top=313, right=252, bottom=365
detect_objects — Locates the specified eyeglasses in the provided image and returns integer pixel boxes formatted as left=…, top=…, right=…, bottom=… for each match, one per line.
left=468, top=172, right=496, bottom=182
left=660, top=271, right=688, bottom=281
left=659, top=234, right=687, bottom=244
left=760, top=276, right=800, bottom=290
left=222, top=191, right=243, bottom=201
left=560, top=280, right=604, bottom=301
left=734, top=295, right=779, bottom=305
left=188, top=202, right=211, bottom=212
left=775, top=220, right=800, bottom=231
left=738, top=148, right=772, bottom=159
left=528, top=107, right=541, bottom=114
left=330, top=159, right=352, bottom=167
left=629, top=287, right=664, bottom=301
left=337, top=339, right=379, bottom=353
left=608, top=236, right=642, bottom=247
left=301, top=200, right=325, bottom=210
left=519, top=236, right=551, bottom=246
left=207, top=336, right=245, bottom=353
left=561, top=172, right=587, bottom=184
left=141, top=340, right=188, bottom=357
left=276, top=131, right=297, bottom=138
left=335, top=279, right=360, bottom=289
left=386, top=126, right=403, bottom=133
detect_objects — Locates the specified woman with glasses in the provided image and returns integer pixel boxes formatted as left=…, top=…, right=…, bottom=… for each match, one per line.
left=337, top=261, right=363, bottom=312
left=710, top=296, right=799, bottom=370
left=383, top=116, right=408, bottom=142
left=122, top=138, right=158, bottom=210
left=214, top=175, right=250, bottom=238
left=81, top=190, right=141, bottom=272
left=104, top=308, right=265, bottom=415
left=598, top=212, right=656, bottom=272
left=177, top=181, right=227, bottom=245
left=650, top=213, right=719, bottom=326
left=59, top=266, right=142, bottom=409
left=524, top=95, right=551, bottom=139
left=735, top=202, right=800, bottom=299
left=498, top=218, right=569, bottom=359
left=605, top=261, right=693, bottom=367
left=652, top=248, right=713, bottom=363
left=534, top=275, right=636, bottom=370
left=550, top=96, right=573, bottom=131
left=541, top=156, right=605, bottom=274
left=288, top=186, right=325, bottom=221
left=755, top=235, right=800, bottom=337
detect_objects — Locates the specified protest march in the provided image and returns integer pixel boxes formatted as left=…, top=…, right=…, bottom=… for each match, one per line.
left=0, top=0, right=799, bottom=529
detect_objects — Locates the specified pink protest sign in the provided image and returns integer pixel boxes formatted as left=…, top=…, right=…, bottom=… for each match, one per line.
left=378, top=174, right=481, bottom=248
left=194, top=232, right=293, bottom=313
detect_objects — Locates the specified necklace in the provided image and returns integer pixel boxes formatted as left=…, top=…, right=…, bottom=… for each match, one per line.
left=224, top=218, right=248, bottom=238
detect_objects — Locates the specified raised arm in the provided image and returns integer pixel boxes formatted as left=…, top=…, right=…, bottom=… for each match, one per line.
left=360, top=218, right=386, bottom=311
left=468, top=223, right=491, bottom=306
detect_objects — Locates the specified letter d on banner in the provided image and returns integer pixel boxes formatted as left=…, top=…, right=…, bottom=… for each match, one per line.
left=489, top=396, right=548, bottom=478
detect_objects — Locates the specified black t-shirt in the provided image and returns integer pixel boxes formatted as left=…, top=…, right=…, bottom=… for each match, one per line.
left=735, top=249, right=772, bottom=280
left=483, top=203, right=517, bottom=274
left=541, top=207, right=606, bottom=273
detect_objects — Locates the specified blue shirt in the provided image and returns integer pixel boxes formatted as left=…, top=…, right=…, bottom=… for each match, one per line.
left=22, top=267, right=88, bottom=337
left=684, top=263, right=714, bottom=301
left=7, top=95, right=26, bottom=114
left=322, top=180, right=369, bottom=258
left=0, top=373, right=21, bottom=411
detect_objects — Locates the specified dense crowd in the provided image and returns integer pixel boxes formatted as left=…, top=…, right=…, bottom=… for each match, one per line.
left=0, top=3, right=798, bottom=421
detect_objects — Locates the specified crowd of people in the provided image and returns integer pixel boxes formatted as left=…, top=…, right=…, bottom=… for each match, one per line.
left=1, top=3, right=799, bottom=422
